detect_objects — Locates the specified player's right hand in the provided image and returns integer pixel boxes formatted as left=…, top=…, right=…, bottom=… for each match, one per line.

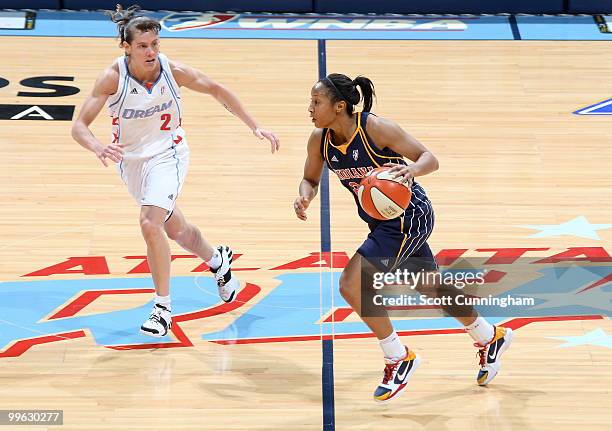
left=96, top=143, right=124, bottom=167
left=294, top=196, right=310, bottom=221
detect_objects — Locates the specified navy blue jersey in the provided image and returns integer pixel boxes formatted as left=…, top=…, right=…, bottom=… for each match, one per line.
left=320, top=111, right=436, bottom=270
left=320, top=112, right=427, bottom=224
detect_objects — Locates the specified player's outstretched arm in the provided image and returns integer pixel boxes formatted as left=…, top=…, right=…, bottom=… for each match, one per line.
left=294, top=129, right=325, bottom=221
left=367, top=116, right=439, bottom=184
left=171, top=61, right=280, bottom=153
left=71, top=68, right=123, bottom=167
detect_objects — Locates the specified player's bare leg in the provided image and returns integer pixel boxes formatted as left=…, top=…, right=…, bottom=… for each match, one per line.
left=415, top=270, right=513, bottom=387
left=339, top=253, right=420, bottom=402
left=165, top=206, right=239, bottom=303
left=339, top=253, right=395, bottom=338
left=140, top=205, right=172, bottom=296
left=139, top=205, right=172, bottom=337
left=164, top=206, right=215, bottom=261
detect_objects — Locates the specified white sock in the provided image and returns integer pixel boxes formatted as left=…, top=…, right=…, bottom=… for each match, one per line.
left=465, top=316, right=494, bottom=346
left=206, top=248, right=222, bottom=270
left=379, top=331, right=406, bottom=360
left=154, top=294, right=171, bottom=310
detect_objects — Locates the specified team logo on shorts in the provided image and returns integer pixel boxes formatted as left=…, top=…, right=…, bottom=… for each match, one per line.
left=161, top=12, right=238, bottom=32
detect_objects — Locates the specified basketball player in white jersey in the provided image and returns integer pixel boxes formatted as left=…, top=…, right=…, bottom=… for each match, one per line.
left=71, top=5, right=280, bottom=338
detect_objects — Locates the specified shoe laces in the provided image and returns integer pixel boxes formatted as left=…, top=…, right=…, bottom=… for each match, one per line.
left=474, top=329, right=496, bottom=368
left=149, top=309, right=162, bottom=324
left=149, top=304, right=168, bottom=323
left=382, top=362, right=400, bottom=384
left=215, top=272, right=226, bottom=287
left=211, top=251, right=227, bottom=286
left=476, top=347, right=486, bottom=367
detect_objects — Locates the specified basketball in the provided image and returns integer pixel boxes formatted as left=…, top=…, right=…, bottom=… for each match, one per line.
left=358, top=167, right=412, bottom=220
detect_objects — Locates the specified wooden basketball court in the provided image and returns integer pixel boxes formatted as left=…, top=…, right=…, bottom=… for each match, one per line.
left=1, top=36, right=611, bottom=430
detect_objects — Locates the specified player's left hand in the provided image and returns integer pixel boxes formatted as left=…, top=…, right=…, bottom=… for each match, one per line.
left=253, top=128, right=280, bottom=154
left=384, top=162, right=414, bottom=186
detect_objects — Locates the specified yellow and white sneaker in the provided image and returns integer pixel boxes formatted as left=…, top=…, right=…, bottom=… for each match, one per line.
left=373, top=347, right=420, bottom=403
left=476, top=326, right=513, bottom=386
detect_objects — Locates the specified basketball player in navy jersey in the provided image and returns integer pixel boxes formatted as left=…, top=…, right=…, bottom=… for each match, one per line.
left=71, top=5, right=279, bottom=338
left=294, top=73, right=512, bottom=402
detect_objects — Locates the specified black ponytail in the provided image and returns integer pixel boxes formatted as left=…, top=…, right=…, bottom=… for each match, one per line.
left=106, top=4, right=161, bottom=45
left=320, top=73, right=376, bottom=115
left=353, top=76, right=375, bottom=113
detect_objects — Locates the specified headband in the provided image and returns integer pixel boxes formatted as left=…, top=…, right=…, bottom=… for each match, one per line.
left=324, top=76, right=345, bottom=102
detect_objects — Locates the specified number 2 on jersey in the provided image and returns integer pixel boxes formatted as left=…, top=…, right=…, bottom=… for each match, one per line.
left=160, top=114, right=171, bottom=130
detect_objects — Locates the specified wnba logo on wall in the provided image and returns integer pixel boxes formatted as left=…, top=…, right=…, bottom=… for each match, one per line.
left=161, top=12, right=238, bottom=31
left=160, top=12, right=468, bottom=32
left=594, top=15, right=612, bottom=33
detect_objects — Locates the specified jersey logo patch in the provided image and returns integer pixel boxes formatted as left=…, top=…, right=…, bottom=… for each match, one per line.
left=353, top=149, right=359, bottom=161
left=130, top=88, right=138, bottom=95
left=331, top=155, right=339, bottom=162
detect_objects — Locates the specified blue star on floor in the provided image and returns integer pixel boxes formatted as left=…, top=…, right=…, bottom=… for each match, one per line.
left=516, top=216, right=612, bottom=240
left=548, top=328, right=612, bottom=348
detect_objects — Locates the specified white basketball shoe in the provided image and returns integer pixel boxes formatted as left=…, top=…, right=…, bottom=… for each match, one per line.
left=475, top=326, right=513, bottom=386
left=140, top=303, right=172, bottom=337
left=373, top=347, right=421, bottom=403
left=210, top=245, right=240, bottom=303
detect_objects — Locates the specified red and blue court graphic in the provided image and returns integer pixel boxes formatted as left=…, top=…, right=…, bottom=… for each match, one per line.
left=1, top=247, right=610, bottom=358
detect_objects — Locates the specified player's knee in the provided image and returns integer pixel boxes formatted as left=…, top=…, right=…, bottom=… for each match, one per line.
left=139, top=217, right=164, bottom=239
left=339, top=272, right=358, bottom=300
left=165, top=226, right=184, bottom=242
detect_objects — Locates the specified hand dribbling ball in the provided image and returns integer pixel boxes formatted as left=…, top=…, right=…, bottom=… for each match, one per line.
left=358, top=167, right=412, bottom=220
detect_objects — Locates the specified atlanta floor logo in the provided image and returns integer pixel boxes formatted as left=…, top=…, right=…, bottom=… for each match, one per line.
left=1, top=247, right=610, bottom=358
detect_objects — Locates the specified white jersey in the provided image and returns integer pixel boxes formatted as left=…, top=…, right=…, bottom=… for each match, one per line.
left=107, top=53, right=185, bottom=160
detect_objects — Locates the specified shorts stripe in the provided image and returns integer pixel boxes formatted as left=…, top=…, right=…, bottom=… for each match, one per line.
left=393, top=216, right=409, bottom=268
left=395, top=184, right=433, bottom=268
left=172, top=146, right=180, bottom=201
left=119, top=160, right=124, bottom=183
left=407, top=185, right=434, bottom=253
left=409, top=185, right=435, bottom=256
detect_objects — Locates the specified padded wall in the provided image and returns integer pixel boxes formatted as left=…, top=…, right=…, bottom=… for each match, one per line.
left=0, top=0, right=59, bottom=7
left=313, top=0, right=565, bottom=14
left=61, top=0, right=313, bottom=12
left=568, top=1, right=612, bottom=13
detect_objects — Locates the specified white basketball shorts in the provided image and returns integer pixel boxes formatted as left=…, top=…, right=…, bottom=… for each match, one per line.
left=117, top=142, right=189, bottom=214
